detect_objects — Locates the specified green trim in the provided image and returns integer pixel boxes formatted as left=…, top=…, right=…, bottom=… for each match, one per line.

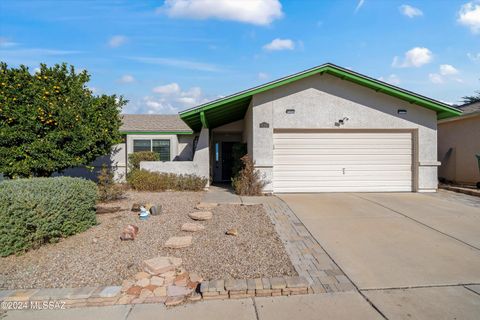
left=179, top=63, right=461, bottom=130
left=120, top=131, right=193, bottom=135
left=200, top=111, right=209, bottom=128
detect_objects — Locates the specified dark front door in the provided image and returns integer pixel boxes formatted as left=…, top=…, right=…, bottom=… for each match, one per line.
left=221, top=142, right=235, bottom=181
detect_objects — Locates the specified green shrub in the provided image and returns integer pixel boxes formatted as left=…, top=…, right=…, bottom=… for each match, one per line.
left=232, top=155, right=267, bottom=196
left=97, top=164, right=125, bottom=202
left=127, top=169, right=207, bottom=192
left=128, top=152, right=159, bottom=171
left=0, top=177, right=98, bottom=256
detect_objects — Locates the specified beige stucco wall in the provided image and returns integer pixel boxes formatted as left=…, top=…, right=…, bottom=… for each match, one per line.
left=438, top=114, right=480, bottom=185
left=250, top=73, right=439, bottom=192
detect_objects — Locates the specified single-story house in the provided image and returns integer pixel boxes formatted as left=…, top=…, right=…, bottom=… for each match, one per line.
left=86, top=63, right=462, bottom=193
left=438, top=101, right=480, bottom=186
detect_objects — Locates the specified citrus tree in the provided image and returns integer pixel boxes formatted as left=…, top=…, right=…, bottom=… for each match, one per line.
left=0, top=62, right=126, bottom=177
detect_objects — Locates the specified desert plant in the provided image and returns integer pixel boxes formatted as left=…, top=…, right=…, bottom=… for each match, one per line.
left=128, top=151, right=160, bottom=171
left=0, top=62, right=126, bottom=178
left=0, top=177, right=97, bottom=256
left=97, top=164, right=125, bottom=202
left=232, top=154, right=267, bottom=196
left=127, top=169, right=207, bottom=191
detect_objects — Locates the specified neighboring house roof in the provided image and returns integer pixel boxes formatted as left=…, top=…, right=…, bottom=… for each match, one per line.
left=457, top=101, right=480, bottom=115
left=120, top=114, right=193, bottom=134
left=439, top=101, right=480, bottom=124
left=179, top=63, right=462, bottom=131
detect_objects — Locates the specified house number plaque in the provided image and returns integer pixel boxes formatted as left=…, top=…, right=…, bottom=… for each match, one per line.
left=259, top=122, right=270, bottom=128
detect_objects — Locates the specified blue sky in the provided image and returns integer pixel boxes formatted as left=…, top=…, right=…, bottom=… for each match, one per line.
left=1, top=0, right=479, bottom=114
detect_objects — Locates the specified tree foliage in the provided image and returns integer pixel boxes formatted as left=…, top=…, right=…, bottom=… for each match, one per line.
left=0, top=62, right=126, bottom=177
left=462, top=90, right=480, bottom=104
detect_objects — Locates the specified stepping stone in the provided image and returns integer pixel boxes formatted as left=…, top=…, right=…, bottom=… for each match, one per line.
left=195, top=202, right=218, bottom=210
left=167, top=285, right=192, bottom=297
left=164, top=236, right=192, bottom=249
left=143, top=256, right=183, bottom=275
left=188, top=211, right=212, bottom=221
left=181, top=222, right=205, bottom=232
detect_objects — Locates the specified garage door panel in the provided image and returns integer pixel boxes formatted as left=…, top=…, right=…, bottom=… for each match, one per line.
left=273, top=131, right=413, bottom=193
left=274, top=148, right=412, bottom=155
left=275, top=171, right=412, bottom=180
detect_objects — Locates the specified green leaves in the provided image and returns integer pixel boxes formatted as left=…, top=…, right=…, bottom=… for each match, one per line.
left=0, top=62, right=126, bottom=177
left=0, top=177, right=97, bottom=256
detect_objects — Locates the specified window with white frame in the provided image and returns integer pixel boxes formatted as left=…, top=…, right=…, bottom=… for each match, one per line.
left=133, top=139, right=170, bottom=161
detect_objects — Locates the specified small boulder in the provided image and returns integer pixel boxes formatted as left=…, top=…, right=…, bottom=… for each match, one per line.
left=164, top=236, right=192, bottom=249
left=120, top=224, right=139, bottom=241
left=188, top=211, right=212, bottom=221
left=226, top=228, right=238, bottom=236
left=181, top=222, right=205, bottom=232
left=131, top=203, right=143, bottom=212
left=150, top=205, right=162, bottom=215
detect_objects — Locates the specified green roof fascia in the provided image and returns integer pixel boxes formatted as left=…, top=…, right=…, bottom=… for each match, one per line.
left=179, top=64, right=461, bottom=128
left=120, top=131, right=193, bottom=135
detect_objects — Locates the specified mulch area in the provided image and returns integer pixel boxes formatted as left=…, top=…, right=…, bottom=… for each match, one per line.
left=0, top=191, right=296, bottom=289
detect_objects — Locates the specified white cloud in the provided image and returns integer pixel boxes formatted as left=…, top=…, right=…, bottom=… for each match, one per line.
left=429, top=73, right=444, bottom=84
left=108, top=35, right=128, bottom=48
left=354, top=0, right=365, bottom=13
left=399, top=4, right=423, bottom=18
left=257, top=72, right=269, bottom=80
left=263, top=38, right=295, bottom=51
left=144, top=82, right=209, bottom=114
left=392, top=47, right=433, bottom=68
left=458, top=1, right=480, bottom=34
left=128, top=56, right=222, bottom=72
left=0, top=37, right=17, bottom=48
left=379, top=74, right=401, bottom=85
left=153, top=82, right=181, bottom=94
left=467, top=52, right=480, bottom=62
left=159, top=0, right=283, bottom=26
left=118, top=74, right=135, bottom=83
left=439, top=64, right=459, bottom=76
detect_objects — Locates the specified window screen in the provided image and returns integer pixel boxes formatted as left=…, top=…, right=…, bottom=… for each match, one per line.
left=133, top=139, right=151, bottom=152
left=152, top=139, right=170, bottom=161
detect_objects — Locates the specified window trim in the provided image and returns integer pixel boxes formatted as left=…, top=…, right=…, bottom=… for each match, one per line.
left=132, top=138, right=171, bottom=161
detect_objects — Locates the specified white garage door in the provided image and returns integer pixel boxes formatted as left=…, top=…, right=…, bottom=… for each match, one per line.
left=273, top=131, right=413, bottom=192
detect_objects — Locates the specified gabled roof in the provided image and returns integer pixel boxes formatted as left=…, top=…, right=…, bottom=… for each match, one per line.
left=179, top=63, right=462, bottom=131
left=439, top=101, right=480, bottom=124
left=120, top=114, right=193, bottom=134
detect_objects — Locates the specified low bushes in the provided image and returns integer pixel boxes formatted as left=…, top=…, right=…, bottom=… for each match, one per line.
left=232, top=155, right=267, bottom=196
left=128, top=169, right=207, bottom=192
left=97, top=164, right=125, bottom=202
left=128, top=151, right=159, bottom=171
left=0, top=177, right=97, bottom=256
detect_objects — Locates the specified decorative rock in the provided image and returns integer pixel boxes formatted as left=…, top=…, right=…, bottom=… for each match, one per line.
left=149, top=205, right=161, bottom=215
left=167, top=285, right=191, bottom=297
left=189, top=273, right=203, bottom=283
left=164, top=236, right=192, bottom=249
left=165, top=296, right=184, bottom=306
left=131, top=203, right=143, bottom=212
left=150, top=276, right=164, bottom=287
left=162, top=271, right=176, bottom=286
left=188, top=211, right=212, bottom=221
left=181, top=223, right=205, bottom=232
left=143, top=256, right=182, bottom=275
left=134, top=272, right=150, bottom=281
left=136, top=278, right=150, bottom=288
left=226, top=228, right=238, bottom=236
left=120, top=224, right=139, bottom=241
left=126, top=286, right=142, bottom=296
left=153, top=287, right=167, bottom=297
left=174, top=273, right=189, bottom=286
left=195, top=202, right=218, bottom=210
left=139, top=289, right=153, bottom=299
left=116, top=294, right=135, bottom=305
left=121, top=280, right=135, bottom=293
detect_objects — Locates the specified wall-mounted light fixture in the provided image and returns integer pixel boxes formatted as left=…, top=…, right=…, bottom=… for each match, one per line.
left=397, top=109, right=407, bottom=115
left=286, top=109, right=295, bottom=114
left=338, top=117, right=349, bottom=125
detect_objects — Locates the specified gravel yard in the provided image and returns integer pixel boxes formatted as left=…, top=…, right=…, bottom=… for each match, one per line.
left=0, top=191, right=296, bottom=289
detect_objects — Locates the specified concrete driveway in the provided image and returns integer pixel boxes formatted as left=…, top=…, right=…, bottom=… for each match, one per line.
left=279, top=191, right=480, bottom=319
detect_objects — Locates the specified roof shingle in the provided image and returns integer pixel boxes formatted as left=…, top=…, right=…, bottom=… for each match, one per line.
left=120, top=114, right=192, bottom=133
